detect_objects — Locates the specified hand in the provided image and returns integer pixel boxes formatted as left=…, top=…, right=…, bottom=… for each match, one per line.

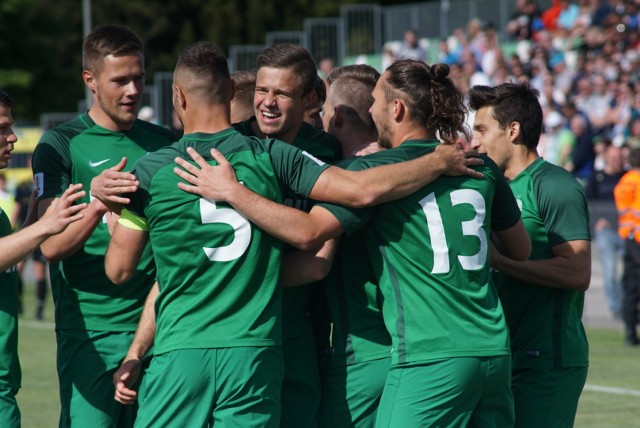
left=40, top=184, right=87, bottom=236
left=435, top=142, right=484, bottom=179
left=113, top=358, right=141, bottom=405
left=106, top=211, right=121, bottom=236
left=353, top=141, right=385, bottom=157
left=174, top=147, right=240, bottom=201
left=90, top=157, right=139, bottom=213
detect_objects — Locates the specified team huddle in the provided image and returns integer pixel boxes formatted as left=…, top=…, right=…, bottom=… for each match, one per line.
left=0, top=24, right=591, bottom=428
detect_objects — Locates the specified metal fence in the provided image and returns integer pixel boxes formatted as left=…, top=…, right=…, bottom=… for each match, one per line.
left=226, top=0, right=553, bottom=71
left=50, top=0, right=555, bottom=125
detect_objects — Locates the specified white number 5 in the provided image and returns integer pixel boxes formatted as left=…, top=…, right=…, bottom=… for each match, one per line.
left=200, top=198, right=251, bottom=262
left=419, top=189, right=487, bottom=274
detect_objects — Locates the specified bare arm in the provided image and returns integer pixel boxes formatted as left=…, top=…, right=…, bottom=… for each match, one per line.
left=281, top=238, right=339, bottom=287
left=308, top=143, right=483, bottom=208
left=0, top=184, right=87, bottom=271
left=104, top=220, right=148, bottom=284
left=492, top=220, right=531, bottom=262
left=173, top=148, right=343, bottom=249
left=113, top=282, right=158, bottom=405
left=491, top=239, right=591, bottom=291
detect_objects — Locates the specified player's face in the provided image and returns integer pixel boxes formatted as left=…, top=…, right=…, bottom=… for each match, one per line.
left=369, top=74, right=394, bottom=149
left=471, top=106, right=512, bottom=170
left=254, top=67, right=307, bottom=143
left=0, top=104, right=17, bottom=169
left=87, top=53, right=145, bottom=132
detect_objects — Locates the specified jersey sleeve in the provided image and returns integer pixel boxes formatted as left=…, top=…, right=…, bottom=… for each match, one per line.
left=488, top=157, right=521, bottom=231
left=266, top=139, right=331, bottom=197
left=536, top=169, right=591, bottom=246
left=32, top=129, right=72, bottom=199
left=316, top=157, right=376, bottom=236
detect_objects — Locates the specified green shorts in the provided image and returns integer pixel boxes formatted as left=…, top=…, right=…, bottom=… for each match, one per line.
left=0, top=387, right=20, bottom=428
left=281, top=333, right=321, bottom=428
left=56, top=330, right=139, bottom=428
left=319, top=357, right=390, bottom=428
left=376, top=355, right=514, bottom=427
left=512, top=366, right=588, bottom=428
left=135, top=347, right=283, bottom=428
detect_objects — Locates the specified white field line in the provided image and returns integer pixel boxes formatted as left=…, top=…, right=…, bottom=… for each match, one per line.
left=584, top=384, right=640, bottom=397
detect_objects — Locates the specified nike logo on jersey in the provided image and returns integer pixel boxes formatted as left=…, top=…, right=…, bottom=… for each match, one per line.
left=89, top=159, right=111, bottom=167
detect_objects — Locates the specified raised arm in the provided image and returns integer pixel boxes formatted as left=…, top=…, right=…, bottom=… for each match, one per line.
left=39, top=158, right=138, bottom=263
left=309, top=143, right=483, bottom=208
left=173, top=148, right=343, bottom=250
left=0, top=184, right=86, bottom=271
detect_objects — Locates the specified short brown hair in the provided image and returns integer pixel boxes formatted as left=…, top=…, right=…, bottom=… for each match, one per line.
left=82, top=25, right=143, bottom=74
left=175, top=41, right=231, bottom=104
left=256, top=44, right=317, bottom=96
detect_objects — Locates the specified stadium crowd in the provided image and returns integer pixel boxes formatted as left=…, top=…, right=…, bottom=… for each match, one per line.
left=0, top=0, right=638, bottom=426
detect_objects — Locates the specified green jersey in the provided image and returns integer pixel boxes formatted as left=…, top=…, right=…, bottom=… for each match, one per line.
left=126, top=129, right=329, bottom=354
left=322, top=158, right=391, bottom=366
left=320, top=140, right=520, bottom=366
left=235, top=118, right=342, bottom=340
left=31, top=113, right=174, bottom=331
left=494, top=158, right=590, bottom=369
left=0, top=209, right=20, bottom=390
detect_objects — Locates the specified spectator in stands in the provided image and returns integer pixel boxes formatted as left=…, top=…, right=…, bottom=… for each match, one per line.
left=569, top=112, right=596, bottom=184
left=395, top=28, right=427, bottom=62
left=587, top=142, right=625, bottom=319
left=507, top=0, right=542, bottom=41
left=539, top=110, right=576, bottom=169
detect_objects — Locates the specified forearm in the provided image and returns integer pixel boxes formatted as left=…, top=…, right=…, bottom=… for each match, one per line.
left=310, top=155, right=446, bottom=208
left=281, top=238, right=339, bottom=287
left=225, top=184, right=334, bottom=249
left=0, top=221, right=53, bottom=272
left=124, top=283, right=158, bottom=360
left=493, top=244, right=591, bottom=291
left=105, top=223, right=147, bottom=284
left=39, top=200, right=106, bottom=263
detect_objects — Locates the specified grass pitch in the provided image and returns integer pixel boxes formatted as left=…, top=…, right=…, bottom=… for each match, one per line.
left=15, top=281, right=640, bottom=428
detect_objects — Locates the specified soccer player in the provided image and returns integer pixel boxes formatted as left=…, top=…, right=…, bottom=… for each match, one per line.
left=233, top=44, right=339, bottom=428
left=107, top=46, right=484, bottom=414
left=468, top=83, right=591, bottom=428
left=175, top=60, right=531, bottom=426
left=31, top=25, right=175, bottom=427
left=0, top=90, right=86, bottom=428
left=313, top=64, right=392, bottom=428
left=102, top=41, right=478, bottom=428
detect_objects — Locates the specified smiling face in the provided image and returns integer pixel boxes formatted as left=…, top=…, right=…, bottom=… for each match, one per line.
left=254, top=67, right=308, bottom=143
left=0, top=104, right=17, bottom=169
left=84, top=53, right=145, bottom=131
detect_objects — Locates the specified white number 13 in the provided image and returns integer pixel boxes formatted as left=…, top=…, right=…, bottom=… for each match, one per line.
left=419, top=189, right=487, bottom=274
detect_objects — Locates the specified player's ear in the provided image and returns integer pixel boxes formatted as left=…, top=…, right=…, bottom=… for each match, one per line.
left=302, top=90, right=316, bottom=110
left=393, top=99, right=406, bottom=122
left=83, top=70, right=96, bottom=93
left=333, top=105, right=343, bottom=127
left=509, top=121, right=521, bottom=143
